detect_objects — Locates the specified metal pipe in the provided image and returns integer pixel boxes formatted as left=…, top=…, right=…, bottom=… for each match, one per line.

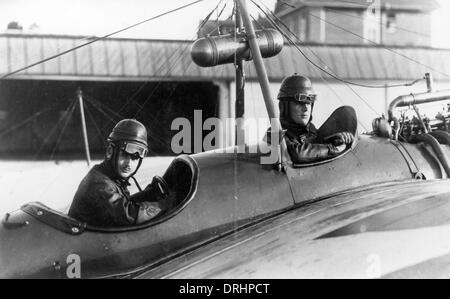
left=412, top=104, right=428, bottom=134
left=426, top=73, right=434, bottom=93
left=411, top=133, right=450, bottom=178
left=77, top=88, right=91, bottom=167
left=429, top=130, right=450, bottom=146
left=235, top=2, right=245, bottom=146
left=237, top=0, right=280, bottom=131
left=238, top=0, right=284, bottom=168
left=191, top=29, right=283, bottom=67
left=388, top=89, right=450, bottom=122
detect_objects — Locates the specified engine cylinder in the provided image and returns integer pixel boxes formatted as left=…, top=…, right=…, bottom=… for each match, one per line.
left=191, top=29, right=284, bottom=67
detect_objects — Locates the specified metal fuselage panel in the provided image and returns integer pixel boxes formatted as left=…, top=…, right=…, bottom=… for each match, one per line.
left=0, top=151, right=293, bottom=278
left=141, top=180, right=450, bottom=279
left=0, top=135, right=445, bottom=278
left=286, top=135, right=445, bottom=203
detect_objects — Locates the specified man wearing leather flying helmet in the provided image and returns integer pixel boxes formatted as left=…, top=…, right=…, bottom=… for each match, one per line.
left=277, top=74, right=354, bottom=163
left=68, top=119, right=170, bottom=227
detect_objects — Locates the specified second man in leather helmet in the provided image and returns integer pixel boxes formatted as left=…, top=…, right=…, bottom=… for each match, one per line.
left=277, top=74, right=354, bottom=163
left=68, top=119, right=170, bottom=227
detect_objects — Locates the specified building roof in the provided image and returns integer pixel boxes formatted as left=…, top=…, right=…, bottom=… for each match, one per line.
left=1, top=33, right=450, bottom=82
left=275, top=0, right=440, bottom=16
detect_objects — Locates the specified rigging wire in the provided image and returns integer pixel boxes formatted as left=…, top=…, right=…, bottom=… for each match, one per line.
left=146, top=65, right=193, bottom=129
left=85, top=93, right=169, bottom=148
left=84, top=98, right=121, bottom=125
left=320, top=0, right=376, bottom=7
left=325, top=8, right=431, bottom=39
left=49, top=100, right=78, bottom=160
left=118, top=42, right=192, bottom=116
left=3, top=0, right=225, bottom=155
left=275, top=0, right=450, bottom=79
left=252, top=12, right=372, bottom=130
left=251, top=15, right=372, bottom=130
left=133, top=0, right=228, bottom=118
left=246, top=57, right=258, bottom=124
left=83, top=96, right=125, bottom=140
left=216, top=2, right=228, bottom=34
left=252, top=0, right=425, bottom=89
left=81, top=6, right=214, bottom=147
left=33, top=98, right=77, bottom=159
left=0, top=104, right=55, bottom=138
left=0, top=0, right=206, bottom=79
left=250, top=11, right=371, bottom=131
left=83, top=102, right=106, bottom=141
left=83, top=94, right=125, bottom=121
left=253, top=0, right=380, bottom=124
left=132, top=44, right=193, bottom=117
left=119, top=0, right=227, bottom=111
left=307, top=13, right=450, bottom=79
left=117, top=0, right=226, bottom=118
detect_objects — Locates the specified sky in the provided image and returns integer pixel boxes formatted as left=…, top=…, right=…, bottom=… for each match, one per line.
left=1, top=0, right=450, bottom=47
left=0, top=0, right=277, bottom=40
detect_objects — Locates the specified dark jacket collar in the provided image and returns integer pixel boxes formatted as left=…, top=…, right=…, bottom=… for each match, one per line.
left=283, top=121, right=316, bottom=135
left=96, top=160, right=131, bottom=187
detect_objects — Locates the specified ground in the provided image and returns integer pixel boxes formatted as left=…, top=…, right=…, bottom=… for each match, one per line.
left=0, top=157, right=173, bottom=215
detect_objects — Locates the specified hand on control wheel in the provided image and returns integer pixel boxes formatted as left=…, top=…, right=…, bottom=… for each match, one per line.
left=324, top=132, right=354, bottom=146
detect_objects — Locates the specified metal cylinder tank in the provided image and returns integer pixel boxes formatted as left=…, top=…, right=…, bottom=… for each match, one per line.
left=191, top=29, right=284, bottom=67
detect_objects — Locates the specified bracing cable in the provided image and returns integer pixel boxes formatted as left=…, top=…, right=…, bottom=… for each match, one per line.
left=253, top=0, right=381, bottom=125
left=34, top=99, right=77, bottom=159
left=250, top=13, right=371, bottom=131
left=132, top=0, right=228, bottom=118
left=307, top=12, right=450, bottom=79
left=49, top=99, right=78, bottom=160
left=252, top=0, right=427, bottom=89
left=0, top=0, right=206, bottom=79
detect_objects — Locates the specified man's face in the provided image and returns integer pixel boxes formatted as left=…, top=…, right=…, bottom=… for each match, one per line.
left=116, top=150, right=140, bottom=178
left=289, top=101, right=312, bottom=126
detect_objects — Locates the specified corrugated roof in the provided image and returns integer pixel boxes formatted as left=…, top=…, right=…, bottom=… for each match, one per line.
left=1, top=33, right=450, bottom=82
left=275, top=0, right=439, bottom=15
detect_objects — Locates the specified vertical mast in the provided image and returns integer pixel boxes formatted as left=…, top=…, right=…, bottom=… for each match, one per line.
left=238, top=0, right=284, bottom=168
left=77, top=88, right=91, bottom=167
left=235, top=0, right=246, bottom=145
left=237, top=0, right=280, bottom=130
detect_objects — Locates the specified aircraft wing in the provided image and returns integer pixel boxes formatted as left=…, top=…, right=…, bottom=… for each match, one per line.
left=136, top=179, right=450, bottom=279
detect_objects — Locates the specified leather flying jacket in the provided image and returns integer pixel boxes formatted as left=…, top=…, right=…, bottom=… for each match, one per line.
left=284, top=122, right=340, bottom=163
left=68, top=161, right=166, bottom=227
left=265, top=121, right=342, bottom=164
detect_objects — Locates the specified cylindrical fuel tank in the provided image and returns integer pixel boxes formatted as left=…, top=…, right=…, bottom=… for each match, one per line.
left=191, top=29, right=284, bottom=67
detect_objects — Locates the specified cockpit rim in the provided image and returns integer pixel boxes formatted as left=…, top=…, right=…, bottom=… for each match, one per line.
left=290, top=139, right=359, bottom=168
left=17, top=155, right=200, bottom=234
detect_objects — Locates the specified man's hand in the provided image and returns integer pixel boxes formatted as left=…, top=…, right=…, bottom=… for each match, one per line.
left=148, top=176, right=169, bottom=199
left=324, top=132, right=354, bottom=146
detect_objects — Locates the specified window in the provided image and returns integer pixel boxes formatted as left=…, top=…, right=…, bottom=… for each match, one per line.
left=0, top=110, right=8, bottom=121
left=363, top=8, right=381, bottom=43
left=386, top=12, right=396, bottom=33
left=299, top=17, right=307, bottom=41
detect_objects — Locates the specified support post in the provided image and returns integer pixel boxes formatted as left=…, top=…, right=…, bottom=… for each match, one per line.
left=384, top=83, right=389, bottom=118
left=235, top=1, right=246, bottom=146
left=77, top=88, right=91, bottom=167
left=238, top=0, right=284, bottom=168
left=238, top=0, right=279, bottom=127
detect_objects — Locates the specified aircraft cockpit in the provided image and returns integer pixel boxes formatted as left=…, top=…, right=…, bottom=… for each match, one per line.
left=288, top=106, right=358, bottom=168
left=16, top=155, right=199, bottom=234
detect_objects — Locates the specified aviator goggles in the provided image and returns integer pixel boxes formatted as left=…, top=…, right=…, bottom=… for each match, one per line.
left=118, top=142, right=148, bottom=159
left=290, top=94, right=316, bottom=103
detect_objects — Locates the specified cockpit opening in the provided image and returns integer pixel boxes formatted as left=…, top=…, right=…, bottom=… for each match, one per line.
left=18, top=155, right=199, bottom=234
left=290, top=106, right=358, bottom=168
left=87, top=155, right=199, bottom=232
